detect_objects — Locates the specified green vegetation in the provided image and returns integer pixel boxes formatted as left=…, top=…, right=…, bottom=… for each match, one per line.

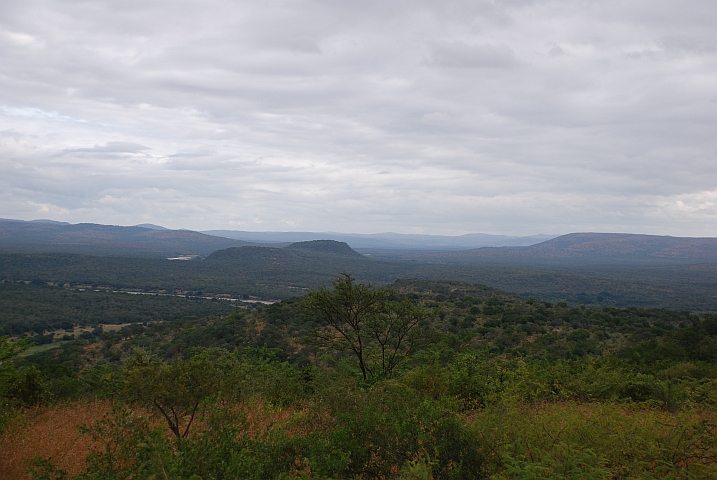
left=0, top=336, right=44, bottom=433
left=3, top=248, right=717, bottom=312
left=301, top=273, right=431, bottom=379
left=3, top=276, right=717, bottom=478
left=0, top=282, right=243, bottom=336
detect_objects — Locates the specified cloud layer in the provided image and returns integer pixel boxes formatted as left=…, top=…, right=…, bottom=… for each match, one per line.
left=1, top=0, right=716, bottom=235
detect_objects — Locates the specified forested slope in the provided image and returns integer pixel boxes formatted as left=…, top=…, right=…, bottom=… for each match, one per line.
left=3, top=278, right=717, bottom=478
left=3, top=245, right=717, bottom=311
left=0, top=219, right=251, bottom=257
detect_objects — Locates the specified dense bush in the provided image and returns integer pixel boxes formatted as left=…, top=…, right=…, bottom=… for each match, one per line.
left=7, top=278, right=717, bottom=478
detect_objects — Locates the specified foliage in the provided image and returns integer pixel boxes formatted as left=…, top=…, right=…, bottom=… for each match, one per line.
left=1, top=334, right=32, bottom=361
left=497, top=446, right=609, bottom=480
left=4, top=248, right=717, bottom=311
left=1, top=336, right=49, bottom=432
left=121, top=348, right=222, bottom=438
left=302, top=273, right=432, bottom=379
left=474, top=402, right=717, bottom=479
left=75, top=404, right=175, bottom=480
left=0, top=281, right=241, bottom=336
left=9, top=275, right=717, bottom=479
left=26, top=457, right=69, bottom=480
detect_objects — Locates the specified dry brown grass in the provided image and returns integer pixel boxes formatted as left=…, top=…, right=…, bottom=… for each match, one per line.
left=0, top=400, right=111, bottom=479
left=184, top=399, right=331, bottom=441
left=0, top=399, right=332, bottom=479
left=243, top=400, right=292, bottom=438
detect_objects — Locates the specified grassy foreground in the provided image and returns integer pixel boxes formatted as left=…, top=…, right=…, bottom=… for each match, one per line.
left=2, top=374, right=717, bottom=479
left=2, top=278, right=717, bottom=478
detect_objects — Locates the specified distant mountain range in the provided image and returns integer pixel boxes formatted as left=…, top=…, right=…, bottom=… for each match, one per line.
left=0, top=218, right=251, bottom=257
left=203, top=229, right=554, bottom=250
left=0, top=219, right=555, bottom=256
left=403, top=232, right=717, bottom=265
left=1, top=219, right=716, bottom=265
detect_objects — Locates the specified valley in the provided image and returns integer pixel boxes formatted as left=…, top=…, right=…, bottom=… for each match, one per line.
left=3, top=220, right=717, bottom=478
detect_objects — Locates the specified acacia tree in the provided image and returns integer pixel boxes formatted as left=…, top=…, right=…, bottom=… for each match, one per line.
left=301, top=273, right=431, bottom=380
left=366, top=298, right=431, bottom=378
left=123, top=349, right=220, bottom=438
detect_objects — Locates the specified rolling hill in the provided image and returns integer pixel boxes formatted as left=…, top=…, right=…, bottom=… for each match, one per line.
left=404, top=233, right=717, bottom=265
left=2, top=221, right=717, bottom=311
left=0, top=218, right=251, bottom=257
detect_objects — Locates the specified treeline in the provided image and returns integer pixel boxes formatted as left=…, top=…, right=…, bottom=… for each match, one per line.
left=3, top=250, right=717, bottom=312
left=0, top=282, right=243, bottom=336
left=18, top=278, right=702, bottom=371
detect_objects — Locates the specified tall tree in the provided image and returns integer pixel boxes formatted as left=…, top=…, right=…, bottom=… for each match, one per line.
left=366, top=298, right=431, bottom=377
left=302, top=273, right=431, bottom=379
left=123, top=349, right=221, bottom=438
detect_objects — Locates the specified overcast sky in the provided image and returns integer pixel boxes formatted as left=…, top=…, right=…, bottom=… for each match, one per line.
left=1, top=0, right=716, bottom=236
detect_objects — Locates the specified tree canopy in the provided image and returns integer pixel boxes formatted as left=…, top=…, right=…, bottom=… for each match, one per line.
left=301, top=273, right=431, bottom=379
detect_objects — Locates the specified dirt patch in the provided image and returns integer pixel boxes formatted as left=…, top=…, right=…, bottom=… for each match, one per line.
left=0, top=400, right=111, bottom=479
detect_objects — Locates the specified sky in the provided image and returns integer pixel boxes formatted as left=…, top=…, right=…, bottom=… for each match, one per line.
left=1, top=0, right=716, bottom=236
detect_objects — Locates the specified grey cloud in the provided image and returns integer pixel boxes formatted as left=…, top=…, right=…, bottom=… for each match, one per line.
left=62, top=142, right=150, bottom=154
left=0, top=0, right=716, bottom=235
left=548, top=45, right=566, bottom=57
left=286, top=35, right=322, bottom=54
left=659, top=35, right=717, bottom=55
left=430, top=41, right=517, bottom=68
left=421, top=112, right=451, bottom=125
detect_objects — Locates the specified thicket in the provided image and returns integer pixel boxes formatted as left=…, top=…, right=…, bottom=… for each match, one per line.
left=3, top=278, right=717, bottom=478
left=4, top=250, right=717, bottom=311
left=0, top=282, right=241, bottom=336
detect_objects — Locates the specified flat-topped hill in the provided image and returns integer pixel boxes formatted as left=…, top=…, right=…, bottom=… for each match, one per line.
left=203, top=241, right=364, bottom=267
left=284, top=240, right=362, bottom=257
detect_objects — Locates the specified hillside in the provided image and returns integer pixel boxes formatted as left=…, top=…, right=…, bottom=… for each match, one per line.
left=205, top=240, right=363, bottom=266
left=3, top=250, right=717, bottom=311
left=2, top=224, right=717, bottom=311
left=412, top=232, right=717, bottom=265
left=201, top=241, right=380, bottom=293
left=0, top=219, right=251, bottom=258
left=205, top=229, right=553, bottom=250
left=284, top=240, right=363, bottom=256
left=5, top=278, right=717, bottom=479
